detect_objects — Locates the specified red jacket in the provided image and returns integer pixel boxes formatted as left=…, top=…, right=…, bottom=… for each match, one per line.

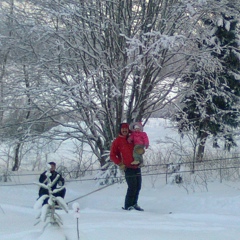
left=110, top=134, right=137, bottom=168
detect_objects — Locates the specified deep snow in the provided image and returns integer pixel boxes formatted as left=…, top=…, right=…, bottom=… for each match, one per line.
left=1, top=175, right=240, bottom=240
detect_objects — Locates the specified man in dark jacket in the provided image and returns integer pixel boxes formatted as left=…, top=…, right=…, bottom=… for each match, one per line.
left=38, top=161, right=66, bottom=205
left=110, top=123, right=143, bottom=211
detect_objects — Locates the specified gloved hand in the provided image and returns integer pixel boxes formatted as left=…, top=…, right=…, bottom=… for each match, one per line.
left=118, top=163, right=126, bottom=171
left=58, top=180, right=64, bottom=186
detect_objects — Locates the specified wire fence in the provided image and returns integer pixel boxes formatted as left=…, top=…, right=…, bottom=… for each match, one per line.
left=1, top=155, right=240, bottom=187
left=1, top=155, right=240, bottom=176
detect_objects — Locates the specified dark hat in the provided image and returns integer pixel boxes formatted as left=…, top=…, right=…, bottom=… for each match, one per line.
left=48, top=161, right=56, bottom=166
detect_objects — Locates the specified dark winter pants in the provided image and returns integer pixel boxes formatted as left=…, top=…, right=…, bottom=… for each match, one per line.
left=124, top=168, right=142, bottom=209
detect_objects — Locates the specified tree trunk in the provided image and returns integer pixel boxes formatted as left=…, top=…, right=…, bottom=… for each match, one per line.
left=12, top=142, right=21, bottom=171
left=196, top=132, right=208, bottom=162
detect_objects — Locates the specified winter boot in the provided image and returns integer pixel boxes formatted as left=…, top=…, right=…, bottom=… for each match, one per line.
left=122, top=206, right=135, bottom=211
left=133, top=204, right=144, bottom=211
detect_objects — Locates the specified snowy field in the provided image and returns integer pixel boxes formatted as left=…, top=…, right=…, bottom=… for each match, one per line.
left=1, top=175, right=240, bottom=240
left=1, top=118, right=240, bottom=240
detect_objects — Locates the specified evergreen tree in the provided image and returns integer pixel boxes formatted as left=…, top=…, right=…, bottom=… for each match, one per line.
left=34, top=164, right=68, bottom=227
left=176, top=13, right=240, bottom=161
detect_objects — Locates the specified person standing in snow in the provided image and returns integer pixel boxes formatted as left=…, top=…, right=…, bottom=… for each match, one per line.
left=110, top=123, right=144, bottom=211
left=128, top=122, right=149, bottom=166
left=38, top=161, right=66, bottom=205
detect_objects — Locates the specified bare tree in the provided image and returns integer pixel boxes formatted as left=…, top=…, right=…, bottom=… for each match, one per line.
left=20, top=0, right=195, bottom=166
left=0, top=0, right=60, bottom=170
left=1, top=0, right=239, bottom=169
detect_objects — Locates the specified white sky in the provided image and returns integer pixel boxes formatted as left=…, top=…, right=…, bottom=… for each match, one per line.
left=1, top=118, right=240, bottom=240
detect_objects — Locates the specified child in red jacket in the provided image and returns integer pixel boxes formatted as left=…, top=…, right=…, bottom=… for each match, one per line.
left=128, top=122, right=149, bottom=166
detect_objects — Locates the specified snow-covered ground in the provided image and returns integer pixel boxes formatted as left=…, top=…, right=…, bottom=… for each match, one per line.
left=1, top=174, right=240, bottom=240
left=1, top=118, right=240, bottom=240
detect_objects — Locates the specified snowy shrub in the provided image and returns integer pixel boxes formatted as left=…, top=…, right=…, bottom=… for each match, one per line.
left=95, top=160, right=124, bottom=186
left=34, top=166, right=68, bottom=229
left=167, top=163, right=183, bottom=184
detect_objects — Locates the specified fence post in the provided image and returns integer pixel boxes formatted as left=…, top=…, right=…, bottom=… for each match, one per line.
left=166, top=164, right=169, bottom=184
left=219, top=161, right=222, bottom=183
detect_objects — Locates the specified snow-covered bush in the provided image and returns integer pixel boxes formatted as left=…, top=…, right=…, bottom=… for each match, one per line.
left=34, top=165, right=68, bottom=229
left=95, top=160, right=124, bottom=186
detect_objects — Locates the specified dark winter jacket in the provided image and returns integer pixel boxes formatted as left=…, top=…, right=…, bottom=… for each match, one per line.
left=110, top=134, right=137, bottom=168
left=38, top=170, right=64, bottom=196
